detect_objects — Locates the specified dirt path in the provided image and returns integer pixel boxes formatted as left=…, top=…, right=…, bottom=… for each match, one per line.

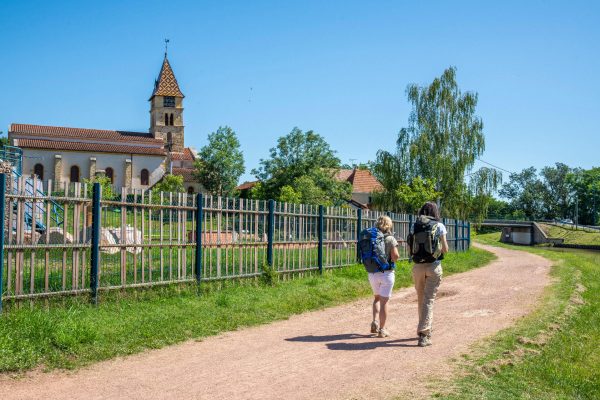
left=1, top=243, right=551, bottom=400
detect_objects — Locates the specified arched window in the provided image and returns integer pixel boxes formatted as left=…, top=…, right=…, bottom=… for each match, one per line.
left=105, top=167, right=114, bottom=184
left=165, top=113, right=169, bottom=126
left=169, top=113, right=174, bottom=126
left=187, top=186, right=194, bottom=194
left=140, top=169, right=149, bottom=186
left=70, top=165, right=80, bottom=183
left=34, top=164, right=44, bottom=180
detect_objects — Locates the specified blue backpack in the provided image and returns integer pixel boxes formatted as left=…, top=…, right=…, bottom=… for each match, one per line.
left=359, top=227, right=395, bottom=273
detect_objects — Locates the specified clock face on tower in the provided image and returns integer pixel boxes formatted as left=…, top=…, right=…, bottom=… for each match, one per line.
left=163, top=96, right=175, bottom=107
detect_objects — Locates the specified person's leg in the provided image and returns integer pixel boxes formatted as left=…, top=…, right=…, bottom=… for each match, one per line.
left=379, top=296, right=389, bottom=328
left=372, top=294, right=381, bottom=322
left=412, top=265, right=426, bottom=334
left=421, top=264, right=442, bottom=336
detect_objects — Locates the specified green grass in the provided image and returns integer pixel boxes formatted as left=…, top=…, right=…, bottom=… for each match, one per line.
left=0, top=247, right=493, bottom=373
left=539, top=223, right=600, bottom=246
left=439, top=232, right=600, bottom=399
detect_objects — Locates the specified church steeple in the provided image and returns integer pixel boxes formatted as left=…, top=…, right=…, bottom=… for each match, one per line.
left=149, top=53, right=185, bottom=153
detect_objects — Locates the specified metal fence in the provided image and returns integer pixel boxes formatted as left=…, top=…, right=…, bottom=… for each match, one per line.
left=0, top=176, right=471, bottom=308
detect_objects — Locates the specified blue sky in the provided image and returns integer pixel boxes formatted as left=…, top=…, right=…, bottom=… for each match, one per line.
left=1, top=0, right=598, bottom=183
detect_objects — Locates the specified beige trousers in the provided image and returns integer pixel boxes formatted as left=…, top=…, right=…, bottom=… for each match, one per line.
left=412, top=262, right=443, bottom=335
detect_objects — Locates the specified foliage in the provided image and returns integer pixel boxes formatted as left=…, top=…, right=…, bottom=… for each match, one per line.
left=152, top=174, right=185, bottom=198
left=499, top=167, right=547, bottom=220
left=252, top=127, right=351, bottom=205
left=83, top=175, right=114, bottom=200
left=372, top=67, right=500, bottom=217
left=372, top=176, right=441, bottom=214
left=0, top=131, right=8, bottom=147
left=194, top=126, right=245, bottom=197
left=567, top=167, right=600, bottom=225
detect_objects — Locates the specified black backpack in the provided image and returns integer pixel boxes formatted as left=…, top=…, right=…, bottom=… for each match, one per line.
left=407, top=216, right=444, bottom=264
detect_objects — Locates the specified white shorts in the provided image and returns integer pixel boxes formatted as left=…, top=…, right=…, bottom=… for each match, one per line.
left=368, top=270, right=395, bottom=298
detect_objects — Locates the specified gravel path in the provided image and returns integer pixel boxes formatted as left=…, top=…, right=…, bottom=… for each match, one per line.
left=1, top=243, right=551, bottom=399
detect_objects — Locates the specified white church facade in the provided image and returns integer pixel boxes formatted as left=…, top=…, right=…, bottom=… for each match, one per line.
left=8, top=55, right=203, bottom=194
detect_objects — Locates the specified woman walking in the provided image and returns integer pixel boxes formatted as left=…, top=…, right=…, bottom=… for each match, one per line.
left=410, top=202, right=448, bottom=347
left=367, top=216, right=399, bottom=338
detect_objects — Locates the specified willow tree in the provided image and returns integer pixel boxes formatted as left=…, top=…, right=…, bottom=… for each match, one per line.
left=373, top=67, right=500, bottom=218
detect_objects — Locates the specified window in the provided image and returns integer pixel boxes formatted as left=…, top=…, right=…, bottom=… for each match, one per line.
left=34, top=164, right=44, bottom=180
left=187, top=186, right=194, bottom=194
left=70, top=165, right=80, bottom=183
left=169, top=113, right=174, bottom=126
left=164, top=113, right=169, bottom=126
left=141, top=169, right=149, bottom=186
left=163, top=96, right=175, bottom=107
left=105, top=167, right=114, bottom=184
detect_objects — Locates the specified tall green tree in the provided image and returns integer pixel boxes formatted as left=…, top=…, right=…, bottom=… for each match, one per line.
left=373, top=67, right=500, bottom=217
left=499, top=167, right=547, bottom=220
left=567, top=167, right=600, bottom=225
left=252, top=127, right=351, bottom=205
left=195, top=126, right=245, bottom=197
left=541, top=163, right=573, bottom=219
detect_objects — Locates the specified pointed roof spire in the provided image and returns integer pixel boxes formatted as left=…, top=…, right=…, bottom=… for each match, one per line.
left=150, top=53, right=184, bottom=99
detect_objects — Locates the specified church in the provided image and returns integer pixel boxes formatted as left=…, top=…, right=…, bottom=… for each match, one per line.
left=8, top=54, right=203, bottom=194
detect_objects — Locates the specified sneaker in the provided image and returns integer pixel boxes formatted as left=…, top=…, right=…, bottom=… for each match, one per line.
left=418, top=333, right=432, bottom=347
left=370, top=320, right=379, bottom=334
left=377, top=328, right=390, bottom=338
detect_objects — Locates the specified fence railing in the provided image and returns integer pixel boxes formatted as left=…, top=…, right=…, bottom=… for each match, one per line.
left=0, top=176, right=471, bottom=308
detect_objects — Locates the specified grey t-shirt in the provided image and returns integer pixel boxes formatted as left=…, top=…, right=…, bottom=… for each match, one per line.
left=384, top=235, right=399, bottom=264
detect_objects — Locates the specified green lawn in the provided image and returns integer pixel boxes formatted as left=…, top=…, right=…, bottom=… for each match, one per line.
left=439, top=232, right=600, bottom=399
left=0, top=246, right=494, bottom=373
left=539, top=223, right=600, bottom=246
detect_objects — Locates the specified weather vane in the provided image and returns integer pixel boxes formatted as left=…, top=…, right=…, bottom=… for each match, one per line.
left=164, top=38, right=170, bottom=57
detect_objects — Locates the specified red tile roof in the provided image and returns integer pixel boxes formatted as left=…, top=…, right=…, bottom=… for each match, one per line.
left=170, top=147, right=195, bottom=161
left=172, top=167, right=197, bottom=182
left=236, top=181, right=258, bottom=191
left=150, top=56, right=184, bottom=98
left=10, top=123, right=163, bottom=144
left=336, top=168, right=382, bottom=193
left=15, top=139, right=166, bottom=156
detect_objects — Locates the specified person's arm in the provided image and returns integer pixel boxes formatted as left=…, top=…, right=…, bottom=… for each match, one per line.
left=390, top=245, right=400, bottom=262
left=440, top=234, right=449, bottom=254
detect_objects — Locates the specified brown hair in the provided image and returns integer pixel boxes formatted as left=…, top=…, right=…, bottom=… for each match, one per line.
left=418, top=201, right=440, bottom=220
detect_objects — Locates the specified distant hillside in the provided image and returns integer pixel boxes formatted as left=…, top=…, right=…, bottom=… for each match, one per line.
left=539, top=223, right=600, bottom=246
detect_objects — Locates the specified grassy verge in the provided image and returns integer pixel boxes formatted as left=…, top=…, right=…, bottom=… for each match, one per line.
left=439, top=233, right=600, bottom=399
left=539, top=222, right=600, bottom=246
left=0, top=247, right=494, bottom=373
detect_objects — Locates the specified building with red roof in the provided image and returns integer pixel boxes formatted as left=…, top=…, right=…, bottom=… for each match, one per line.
left=8, top=54, right=203, bottom=193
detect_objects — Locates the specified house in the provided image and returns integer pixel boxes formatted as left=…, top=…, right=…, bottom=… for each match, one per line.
left=335, top=168, right=382, bottom=209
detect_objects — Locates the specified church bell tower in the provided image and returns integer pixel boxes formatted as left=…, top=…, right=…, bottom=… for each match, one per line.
left=149, top=52, right=185, bottom=153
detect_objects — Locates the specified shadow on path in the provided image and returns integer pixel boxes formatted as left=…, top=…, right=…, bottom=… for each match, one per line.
left=286, top=333, right=419, bottom=350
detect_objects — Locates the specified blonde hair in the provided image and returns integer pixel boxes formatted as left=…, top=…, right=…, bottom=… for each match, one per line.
left=376, top=216, right=393, bottom=234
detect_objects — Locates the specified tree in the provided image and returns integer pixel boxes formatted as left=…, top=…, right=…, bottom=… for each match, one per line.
left=540, top=163, right=572, bottom=219
left=0, top=131, right=8, bottom=147
left=83, top=175, right=114, bottom=200
left=153, top=174, right=185, bottom=195
left=372, top=67, right=500, bottom=217
left=195, top=126, right=245, bottom=197
left=567, top=167, right=600, bottom=225
left=499, top=167, right=546, bottom=220
left=372, top=176, right=441, bottom=214
left=252, top=127, right=351, bottom=205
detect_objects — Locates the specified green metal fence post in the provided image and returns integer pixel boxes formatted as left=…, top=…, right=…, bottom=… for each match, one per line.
left=454, top=219, right=459, bottom=251
left=467, top=221, right=471, bottom=249
left=356, top=208, right=362, bottom=262
left=267, top=199, right=275, bottom=266
left=195, top=193, right=203, bottom=283
left=318, top=205, right=324, bottom=274
left=0, top=174, right=6, bottom=314
left=90, top=182, right=101, bottom=305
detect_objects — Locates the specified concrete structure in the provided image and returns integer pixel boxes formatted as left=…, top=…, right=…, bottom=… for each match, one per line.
left=483, top=220, right=564, bottom=246
left=8, top=53, right=202, bottom=193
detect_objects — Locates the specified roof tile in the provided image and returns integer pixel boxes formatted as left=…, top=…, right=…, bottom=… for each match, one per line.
left=151, top=57, right=184, bottom=98
left=16, top=138, right=166, bottom=156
